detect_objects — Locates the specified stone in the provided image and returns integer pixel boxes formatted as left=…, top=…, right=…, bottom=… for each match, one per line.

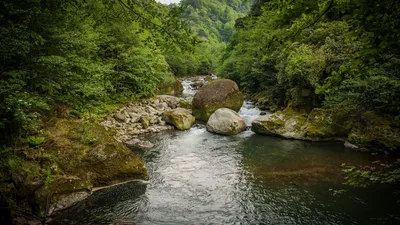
left=158, top=95, right=180, bottom=109
left=140, top=115, right=150, bottom=129
left=206, top=108, right=246, bottom=135
left=251, top=111, right=307, bottom=140
left=192, top=79, right=244, bottom=121
left=150, top=116, right=159, bottom=125
left=114, top=112, right=126, bottom=122
left=163, top=108, right=196, bottom=130
left=129, top=112, right=140, bottom=123
left=344, top=141, right=359, bottom=150
left=126, top=138, right=154, bottom=149
left=145, top=106, right=157, bottom=115
left=127, top=128, right=140, bottom=135
left=30, top=119, right=148, bottom=214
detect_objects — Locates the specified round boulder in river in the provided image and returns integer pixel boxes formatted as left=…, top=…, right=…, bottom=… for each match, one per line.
left=206, top=108, right=247, bottom=135
left=192, top=79, right=244, bottom=121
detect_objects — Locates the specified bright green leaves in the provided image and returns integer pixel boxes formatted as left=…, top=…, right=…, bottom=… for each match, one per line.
left=0, top=0, right=196, bottom=144
left=220, top=0, right=400, bottom=115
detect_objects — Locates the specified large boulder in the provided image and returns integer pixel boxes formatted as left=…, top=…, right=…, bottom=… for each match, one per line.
left=163, top=108, right=196, bottom=130
left=206, top=108, right=246, bottom=135
left=251, top=111, right=307, bottom=140
left=11, top=119, right=148, bottom=214
left=192, top=79, right=244, bottom=121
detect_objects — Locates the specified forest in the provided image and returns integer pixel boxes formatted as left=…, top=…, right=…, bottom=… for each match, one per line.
left=220, top=0, right=400, bottom=115
left=1, top=0, right=400, bottom=224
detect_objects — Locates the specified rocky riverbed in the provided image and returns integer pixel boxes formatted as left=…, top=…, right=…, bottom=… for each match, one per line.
left=101, top=95, right=193, bottom=149
left=100, top=75, right=217, bottom=149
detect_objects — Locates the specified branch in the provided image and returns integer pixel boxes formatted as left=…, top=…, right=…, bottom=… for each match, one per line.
left=293, top=0, right=335, bottom=37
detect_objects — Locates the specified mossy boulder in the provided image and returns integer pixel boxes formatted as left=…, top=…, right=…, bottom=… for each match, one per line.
left=251, top=110, right=308, bottom=139
left=157, top=77, right=183, bottom=95
left=163, top=108, right=196, bottom=130
left=348, top=111, right=400, bottom=152
left=206, top=108, right=246, bottom=135
left=192, top=79, right=244, bottom=121
left=11, top=119, right=147, bottom=214
left=304, top=108, right=356, bottom=140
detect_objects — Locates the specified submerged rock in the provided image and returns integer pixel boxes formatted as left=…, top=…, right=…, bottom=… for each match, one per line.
left=206, top=108, right=246, bottom=135
left=163, top=108, right=195, bottom=130
left=192, top=79, right=244, bottom=121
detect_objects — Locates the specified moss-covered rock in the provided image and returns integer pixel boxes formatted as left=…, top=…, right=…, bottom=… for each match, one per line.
left=157, top=77, right=183, bottom=95
left=163, top=108, right=196, bottom=130
left=304, top=108, right=356, bottom=140
left=251, top=110, right=308, bottom=139
left=348, top=111, right=400, bottom=152
left=192, top=79, right=244, bottom=121
left=11, top=119, right=147, bottom=214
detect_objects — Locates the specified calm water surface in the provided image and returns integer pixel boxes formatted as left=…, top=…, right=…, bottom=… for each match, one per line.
left=53, top=79, right=400, bottom=225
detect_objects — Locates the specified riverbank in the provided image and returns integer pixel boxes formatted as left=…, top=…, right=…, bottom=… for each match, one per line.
left=250, top=102, right=400, bottom=153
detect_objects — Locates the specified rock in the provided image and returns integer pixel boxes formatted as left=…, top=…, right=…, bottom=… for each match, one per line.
left=126, top=138, right=154, bottom=149
left=206, top=108, right=246, bottom=135
left=127, top=128, right=140, bottom=135
left=150, top=116, right=159, bottom=125
left=347, top=111, right=400, bottom=153
left=251, top=111, right=307, bottom=140
left=140, top=115, right=150, bottom=129
left=156, top=77, right=183, bottom=95
left=192, top=79, right=244, bottom=121
left=129, top=112, right=140, bottom=123
left=260, top=112, right=267, bottom=116
left=30, top=119, right=147, bottom=213
left=145, top=106, right=157, bottom=115
left=344, top=141, right=359, bottom=150
left=252, top=108, right=356, bottom=141
left=114, top=112, right=126, bottom=122
left=50, top=191, right=90, bottom=212
left=163, top=108, right=196, bottom=130
left=158, top=95, right=180, bottom=109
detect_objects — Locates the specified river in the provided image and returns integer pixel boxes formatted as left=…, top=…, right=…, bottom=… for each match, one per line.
left=53, top=78, right=400, bottom=225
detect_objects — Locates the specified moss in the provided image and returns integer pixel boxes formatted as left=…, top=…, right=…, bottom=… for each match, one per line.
left=193, top=79, right=244, bottom=121
left=261, top=117, right=284, bottom=130
left=348, top=111, right=400, bottom=152
left=9, top=118, right=148, bottom=213
left=157, top=76, right=183, bottom=95
left=163, top=108, right=195, bottom=130
left=179, top=99, right=192, bottom=109
left=305, top=108, right=356, bottom=139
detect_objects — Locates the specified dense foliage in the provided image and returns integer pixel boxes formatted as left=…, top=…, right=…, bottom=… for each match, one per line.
left=165, top=0, right=253, bottom=77
left=0, top=0, right=196, bottom=145
left=219, top=0, right=400, bottom=115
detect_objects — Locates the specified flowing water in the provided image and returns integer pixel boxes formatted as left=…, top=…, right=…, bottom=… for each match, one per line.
left=53, top=78, right=400, bottom=225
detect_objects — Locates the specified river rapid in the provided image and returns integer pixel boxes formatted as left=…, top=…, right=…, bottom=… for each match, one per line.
left=53, top=77, right=400, bottom=225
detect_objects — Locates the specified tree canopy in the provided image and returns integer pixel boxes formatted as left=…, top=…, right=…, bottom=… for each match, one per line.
left=219, top=0, right=400, bottom=115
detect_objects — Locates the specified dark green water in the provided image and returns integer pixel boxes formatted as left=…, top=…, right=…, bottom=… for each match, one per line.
left=53, top=125, right=400, bottom=225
